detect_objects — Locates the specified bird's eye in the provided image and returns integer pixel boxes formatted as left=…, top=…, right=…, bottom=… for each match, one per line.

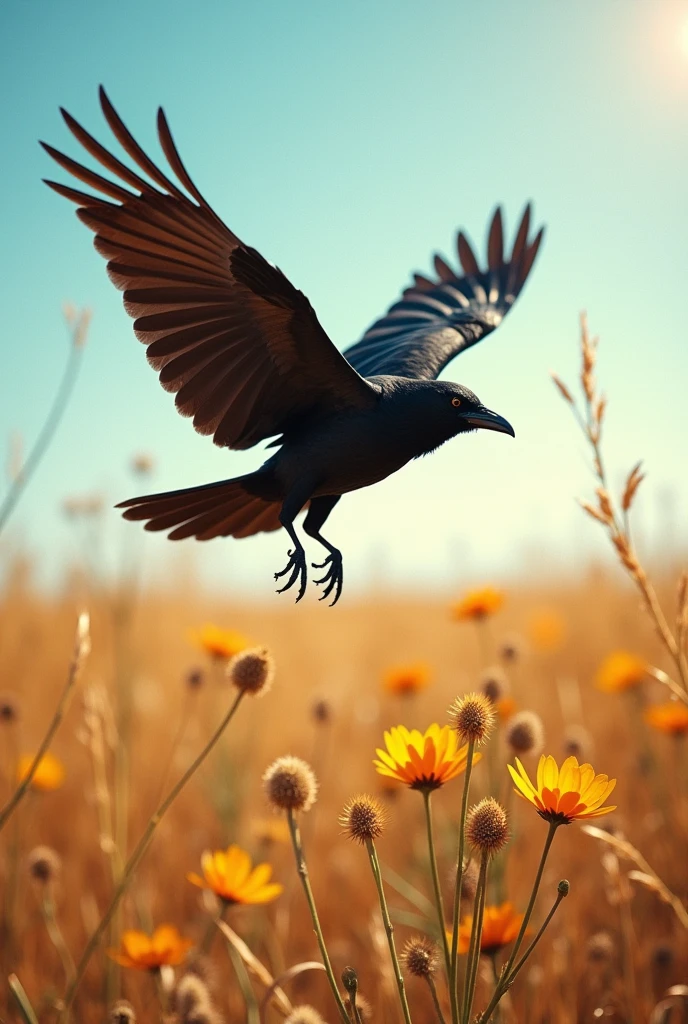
left=451, top=397, right=462, bottom=408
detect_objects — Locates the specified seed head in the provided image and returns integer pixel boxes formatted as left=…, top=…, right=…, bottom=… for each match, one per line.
left=499, top=636, right=522, bottom=664
left=28, top=846, right=61, bottom=884
left=285, top=1008, right=326, bottom=1024
left=466, top=798, right=509, bottom=856
left=586, top=931, right=615, bottom=963
left=401, top=936, right=439, bottom=978
left=109, top=1001, right=136, bottom=1024
left=506, top=711, right=544, bottom=756
left=228, top=647, right=275, bottom=696
left=171, top=973, right=221, bottom=1024
left=340, top=794, right=386, bottom=844
left=480, top=668, right=508, bottom=704
left=0, top=692, right=19, bottom=723
left=448, top=692, right=495, bottom=744
left=312, top=698, right=332, bottom=724
left=263, top=755, right=317, bottom=813
left=563, top=724, right=593, bottom=761
left=557, top=879, right=570, bottom=897
left=185, top=668, right=204, bottom=690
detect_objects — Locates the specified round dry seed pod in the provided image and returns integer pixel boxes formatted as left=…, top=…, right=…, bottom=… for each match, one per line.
left=263, top=756, right=317, bottom=812
left=466, top=798, right=509, bottom=856
left=448, top=692, right=495, bottom=743
left=339, top=795, right=386, bottom=843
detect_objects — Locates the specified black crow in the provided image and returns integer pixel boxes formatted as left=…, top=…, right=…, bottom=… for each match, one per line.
left=42, top=88, right=544, bottom=605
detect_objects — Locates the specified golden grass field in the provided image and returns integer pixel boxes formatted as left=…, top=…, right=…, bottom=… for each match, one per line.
left=1, top=322, right=687, bottom=1024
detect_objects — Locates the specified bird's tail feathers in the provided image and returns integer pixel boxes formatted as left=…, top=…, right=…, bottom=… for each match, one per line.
left=117, top=472, right=284, bottom=541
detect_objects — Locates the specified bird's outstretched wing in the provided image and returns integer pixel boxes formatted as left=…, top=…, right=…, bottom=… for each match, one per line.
left=344, top=206, right=543, bottom=380
left=42, top=88, right=378, bottom=450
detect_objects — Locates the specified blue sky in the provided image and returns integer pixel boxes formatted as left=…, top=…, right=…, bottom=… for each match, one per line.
left=1, top=0, right=687, bottom=597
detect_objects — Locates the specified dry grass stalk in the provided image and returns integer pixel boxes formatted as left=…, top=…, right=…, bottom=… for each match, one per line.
left=553, top=314, right=688, bottom=695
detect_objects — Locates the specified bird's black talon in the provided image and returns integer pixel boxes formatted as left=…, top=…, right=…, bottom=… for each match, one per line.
left=275, top=546, right=307, bottom=601
left=312, top=551, right=343, bottom=606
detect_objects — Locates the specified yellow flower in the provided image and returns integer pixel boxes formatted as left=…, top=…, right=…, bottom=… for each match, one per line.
left=16, top=752, right=65, bottom=792
left=383, top=663, right=431, bottom=696
left=374, top=724, right=480, bottom=791
left=508, top=755, right=616, bottom=824
left=644, top=702, right=688, bottom=736
left=451, top=587, right=504, bottom=622
left=190, top=624, right=249, bottom=661
left=528, top=609, right=566, bottom=651
left=187, top=844, right=283, bottom=905
left=108, top=925, right=193, bottom=970
left=596, top=651, right=647, bottom=693
left=457, top=902, right=526, bottom=954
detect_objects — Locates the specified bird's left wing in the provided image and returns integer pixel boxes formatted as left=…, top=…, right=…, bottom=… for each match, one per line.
left=42, top=88, right=378, bottom=451
left=344, top=206, right=543, bottom=380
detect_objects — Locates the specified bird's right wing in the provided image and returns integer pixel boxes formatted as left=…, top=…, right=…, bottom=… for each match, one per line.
left=42, top=88, right=378, bottom=451
left=344, top=206, right=543, bottom=380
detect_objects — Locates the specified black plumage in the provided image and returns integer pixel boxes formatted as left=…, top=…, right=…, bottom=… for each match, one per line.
left=43, top=88, right=544, bottom=604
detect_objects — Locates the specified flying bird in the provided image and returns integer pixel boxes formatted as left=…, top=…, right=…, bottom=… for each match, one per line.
left=42, top=88, right=544, bottom=605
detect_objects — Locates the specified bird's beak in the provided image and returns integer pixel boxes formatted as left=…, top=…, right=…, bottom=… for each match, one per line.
left=462, top=407, right=515, bottom=437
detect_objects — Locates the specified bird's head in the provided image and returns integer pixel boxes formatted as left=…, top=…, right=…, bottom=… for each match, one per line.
left=431, top=382, right=515, bottom=440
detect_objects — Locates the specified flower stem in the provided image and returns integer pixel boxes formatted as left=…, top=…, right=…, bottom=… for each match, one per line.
left=505, top=889, right=567, bottom=986
left=365, top=838, right=413, bottom=1024
left=426, top=974, right=447, bottom=1024
left=60, top=690, right=246, bottom=1020
left=477, top=821, right=558, bottom=1024
left=422, top=791, right=452, bottom=981
left=41, top=892, right=76, bottom=987
left=450, top=737, right=476, bottom=1023
left=287, top=809, right=350, bottom=1024
left=461, top=852, right=488, bottom=1024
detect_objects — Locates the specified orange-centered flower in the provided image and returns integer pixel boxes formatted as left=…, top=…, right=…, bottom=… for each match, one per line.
left=374, top=725, right=480, bottom=791
left=16, top=752, right=65, bottom=792
left=508, top=755, right=616, bottom=824
left=190, top=624, right=249, bottom=661
left=596, top=651, right=647, bottom=693
left=108, top=925, right=193, bottom=970
left=187, top=844, right=283, bottom=904
left=457, top=902, right=526, bottom=955
left=451, top=587, right=504, bottom=622
left=383, top=663, right=431, bottom=696
left=644, top=702, right=688, bottom=736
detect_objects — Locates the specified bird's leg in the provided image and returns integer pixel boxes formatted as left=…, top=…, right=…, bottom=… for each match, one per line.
left=303, top=496, right=343, bottom=606
left=274, top=486, right=311, bottom=603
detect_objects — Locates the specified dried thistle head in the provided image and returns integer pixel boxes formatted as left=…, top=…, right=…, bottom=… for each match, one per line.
left=228, top=647, right=275, bottom=696
left=285, top=1008, right=326, bottom=1024
left=401, top=936, right=439, bottom=978
left=339, top=794, right=386, bottom=844
left=171, top=973, right=221, bottom=1024
left=27, top=846, right=61, bottom=885
left=448, top=692, right=495, bottom=744
left=0, top=691, right=19, bottom=724
left=479, top=667, right=508, bottom=705
left=109, top=1001, right=136, bottom=1024
left=505, top=711, right=544, bottom=756
left=185, top=667, right=205, bottom=690
left=311, top=698, right=332, bottom=724
left=263, top=756, right=317, bottom=813
left=466, top=798, right=509, bottom=856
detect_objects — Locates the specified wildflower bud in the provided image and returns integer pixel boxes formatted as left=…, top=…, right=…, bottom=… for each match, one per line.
left=557, top=879, right=570, bottom=897
left=27, top=846, right=61, bottom=884
left=499, top=636, right=522, bottom=664
left=479, top=667, right=508, bottom=704
left=466, top=798, right=509, bottom=856
left=506, top=711, right=544, bottom=756
left=401, top=936, right=439, bottom=978
left=341, top=965, right=358, bottom=994
left=562, top=725, right=593, bottom=761
left=586, top=932, right=615, bottom=963
left=228, top=647, right=275, bottom=696
left=285, top=1008, right=326, bottom=1024
left=448, top=692, right=495, bottom=744
left=185, top=668, right=204, bottom=690
left=459, top=859, right=479, bottom=903
left=340, top=795, right=386, bottom=844
left=312, top=698, right=332, bottom=724
left=0, top=692, right=19, bottom=723
left=263, top=755, right=317, bottom=813
left=109, top=1001, right=136, bottom=1024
